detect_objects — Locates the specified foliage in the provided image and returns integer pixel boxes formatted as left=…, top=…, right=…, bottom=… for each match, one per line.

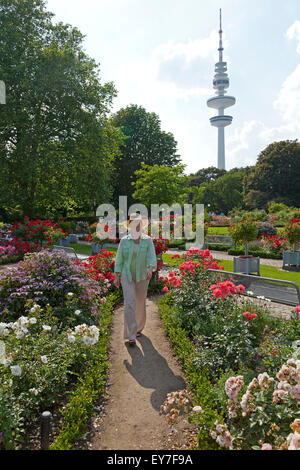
left=228, top=218, right=258, bottom=255
left=244, top=140, right=300, bottom=208
left=188, top=166, right=226, bottom=187
left=0, top=0, right=120, bottom=219
left=132, top=163, right=189, bottom=207
left=110, top=104, right=181, bottom=206
left=0, top=300, right=103, bottom=449
left=190, top=170, right=245, bottom=213
left=158, top=294, right=223, bottom=450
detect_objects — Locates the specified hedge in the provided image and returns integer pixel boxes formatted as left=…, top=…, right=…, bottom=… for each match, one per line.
left=227, top=248, right=282, bottom=259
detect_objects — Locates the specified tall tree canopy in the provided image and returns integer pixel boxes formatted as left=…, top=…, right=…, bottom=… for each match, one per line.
left=188, top=166, right=226, bottom=187
left=132, top=163, right=188, bottom=207
left=190, top=169, right=245, bottom=214
left=0, top=0, right=121, bottom=219
left=110, top=104, right=181, bottom=206
left=244, top=140, right=300, bottom=208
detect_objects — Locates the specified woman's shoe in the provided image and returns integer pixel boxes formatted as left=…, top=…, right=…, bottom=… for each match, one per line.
left=136, top=331, right=142, bottom=337
left=129, top=339, right=136, bottom=346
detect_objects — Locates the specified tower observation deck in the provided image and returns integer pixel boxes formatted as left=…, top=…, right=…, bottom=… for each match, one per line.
left=207, top=9, right=236, bottom=170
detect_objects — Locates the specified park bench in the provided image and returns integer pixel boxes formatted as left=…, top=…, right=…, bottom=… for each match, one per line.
left=52, top=245, right=89, bottom=260
left=207, top=268, right=300, bottom=313
left=205, top=234, right=233, bottom=247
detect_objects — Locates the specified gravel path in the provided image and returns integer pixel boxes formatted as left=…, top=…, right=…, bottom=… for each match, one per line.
left=89, top=294, right=198, bottom=450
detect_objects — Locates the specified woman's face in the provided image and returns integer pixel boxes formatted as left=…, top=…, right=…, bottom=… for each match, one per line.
left=129, top=221, right=141, bottom=238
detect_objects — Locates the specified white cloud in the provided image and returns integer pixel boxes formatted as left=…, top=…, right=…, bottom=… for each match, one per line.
left=226, top=120, right=270, bottom=167
left=112, top=30, right=221, bottom=111
left=286, top=20, right=300, bottom=54
left=274, top=22, right=300, bottom=123
left=226, top=20, right=300, bottom=169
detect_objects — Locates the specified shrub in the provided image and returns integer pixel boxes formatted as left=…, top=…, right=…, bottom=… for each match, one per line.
left=0, top=302, right=103, bottom=449
left=228, top=218, right=259, bottom=255
left=0, top=250, right=102, bottom=324
left=257, top=221, right=277, bottom=238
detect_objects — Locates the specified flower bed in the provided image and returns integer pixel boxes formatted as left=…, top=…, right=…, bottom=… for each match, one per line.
left=158, top=248, right=300, bottom=450
left=0, top=249, right=122, bottom=450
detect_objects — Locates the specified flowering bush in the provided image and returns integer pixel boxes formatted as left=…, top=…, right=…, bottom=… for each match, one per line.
left=75, top=250, right=115, bottom=294
left=284, top=215, right=300, bottom=250
left=74, top=221, right=90, bottom=234
left=152, top=237, right=169, bottom=256
left=0, top=250, right=103, bottom=324
left=0, top=301, right=101, bottom=449
left=0, top=245, right=17, bottom=260
left=210, top=358, right=300, bottom=450
left=261, top=233, right=289, bottom=255
left=43, top=226, right=68, bottom=244
left=228, top=218, right=259, bottom=255
left=210, top=215, right=231, bottom=226
left=0, top=223, right=12, bottom=239
left=257, top=221, right=277, bottom=238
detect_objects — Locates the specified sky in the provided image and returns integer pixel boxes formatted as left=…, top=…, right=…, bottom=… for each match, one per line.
left=46, top=0, right=300, bottom=174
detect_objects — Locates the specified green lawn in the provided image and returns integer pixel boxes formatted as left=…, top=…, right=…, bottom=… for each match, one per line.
left=162, top=253, right=300, bottom=288
left=70, top=243, right=118, bottom=256
left=207, top=226, right=229, bottom=235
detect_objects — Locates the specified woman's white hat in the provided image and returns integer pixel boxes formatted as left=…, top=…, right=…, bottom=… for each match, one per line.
left=124, top=213, right=149, bottom=230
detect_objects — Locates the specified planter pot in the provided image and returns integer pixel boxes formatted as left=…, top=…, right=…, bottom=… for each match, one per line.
left=59, top=238, right=70, bottom=247
left=283, top=250, right=300, bottom=268
left=67, top=234, right=78, bottom=244
left=233, top=256, right=260, bottom=275
left=91, top=242, right=103, bottom=255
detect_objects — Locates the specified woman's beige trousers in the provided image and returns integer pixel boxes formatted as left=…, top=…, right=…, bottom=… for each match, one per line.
left=121, top=272, right=150, bottom=340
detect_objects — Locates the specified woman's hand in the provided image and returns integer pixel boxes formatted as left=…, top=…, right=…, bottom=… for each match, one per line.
left=146, top=267, right=153, bottom=280
left=114, top=273, right=121, bottom=288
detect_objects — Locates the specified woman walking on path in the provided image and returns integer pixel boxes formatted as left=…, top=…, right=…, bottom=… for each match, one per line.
left=113, top=213, right=157, bottom=346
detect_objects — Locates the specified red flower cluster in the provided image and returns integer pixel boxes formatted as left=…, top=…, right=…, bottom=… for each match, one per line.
left=7, top=217, right=60, bottom=254
left=261, top=233, right=288, bottom=254
left=160, top=248, right=225, bottom=292
left=153, top=238, right=169, bottom=256
left=76, top=250, right=115, bottom=284
left=210, top=281, right=245, bottom=299
left=243, top=310, right=258, bottom=322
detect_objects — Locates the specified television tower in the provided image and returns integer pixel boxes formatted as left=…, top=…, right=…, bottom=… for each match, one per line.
left=207, top=9, right=236, bottom=170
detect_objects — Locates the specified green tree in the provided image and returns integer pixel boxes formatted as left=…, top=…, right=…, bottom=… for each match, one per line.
left=110, top=104, right=181, bottom=206
left=244, top=140, right=300, bottom=207
left=0, top=0, right=120, bottom=219
left=132, top=163, right=189, bottom=207
left=188, top=166, right=226, bottom=187
left=190, top=170, right=244, bottom=214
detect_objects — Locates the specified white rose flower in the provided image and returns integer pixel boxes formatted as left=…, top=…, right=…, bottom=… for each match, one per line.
left=1, top=358, right=11, bottom=368
left=11, top=365, right=22, bottom=376
left=74, top=310, right=81, bottom=316
left=67, top=334, right=76, bottom=343
left=42, top=325, right=51, bottom=332
left=67, top=292, right=74, bottom=297
left=29, top=317, right=37, bottom=324
left=29, top=388, right=38, bottom=396
left=40, top=355, right=48, bottom=364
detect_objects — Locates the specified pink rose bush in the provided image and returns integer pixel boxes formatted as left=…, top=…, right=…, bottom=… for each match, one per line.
left=208, top=358, right=300, bottom=450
